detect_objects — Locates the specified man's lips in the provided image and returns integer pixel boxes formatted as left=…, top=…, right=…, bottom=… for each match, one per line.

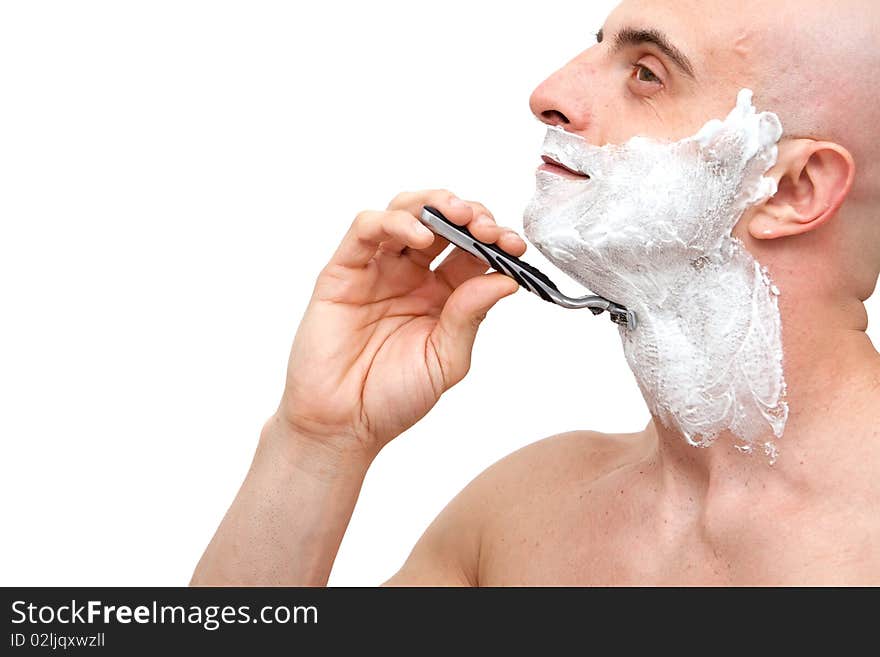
left=539, top=155, right=590, bottom=179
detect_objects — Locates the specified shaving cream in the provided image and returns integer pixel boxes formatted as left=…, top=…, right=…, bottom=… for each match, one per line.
left=524, top=90, right=788, bottom=459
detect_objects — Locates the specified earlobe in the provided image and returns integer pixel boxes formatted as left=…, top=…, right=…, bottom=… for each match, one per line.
left=748, top=139, right=855, bottom=240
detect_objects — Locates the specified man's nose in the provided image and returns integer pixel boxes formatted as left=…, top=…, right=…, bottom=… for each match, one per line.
left=529, top=57, right=593, bottom=133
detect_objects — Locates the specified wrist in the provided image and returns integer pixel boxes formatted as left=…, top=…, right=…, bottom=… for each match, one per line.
left=256, top=413, right=377, bottom=483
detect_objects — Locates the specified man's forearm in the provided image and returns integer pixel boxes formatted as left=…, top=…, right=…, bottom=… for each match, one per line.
left=191, top=416, right=373, bottom=586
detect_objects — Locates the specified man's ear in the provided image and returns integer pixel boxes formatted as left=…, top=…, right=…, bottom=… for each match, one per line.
left=748, top=139, right=856, bottom=240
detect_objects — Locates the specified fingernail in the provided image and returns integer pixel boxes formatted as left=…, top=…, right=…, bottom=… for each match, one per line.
left=449, top=197, right=469, bottom=208
left=415, top=222, right=433, bottom=237
left=475, top=213, right=491, bottom=225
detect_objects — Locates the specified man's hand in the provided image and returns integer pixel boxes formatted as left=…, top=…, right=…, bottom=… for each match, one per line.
left=277, top=190, right=526, bottom=457
left=192, top=190, right=525, bottom=586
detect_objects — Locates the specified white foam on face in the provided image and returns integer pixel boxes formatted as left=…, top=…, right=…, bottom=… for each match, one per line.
left=524, top=90, right=788, bottom=459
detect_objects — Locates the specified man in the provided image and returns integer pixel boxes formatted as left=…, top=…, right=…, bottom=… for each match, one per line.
left=192, top=0, right=880, bottom=585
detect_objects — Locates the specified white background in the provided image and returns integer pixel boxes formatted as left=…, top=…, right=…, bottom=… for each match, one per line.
left=1, top=1, right=876, bottom=586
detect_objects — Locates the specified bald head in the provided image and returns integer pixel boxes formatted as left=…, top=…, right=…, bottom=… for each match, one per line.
left=710, top=0, right=878, bottom=189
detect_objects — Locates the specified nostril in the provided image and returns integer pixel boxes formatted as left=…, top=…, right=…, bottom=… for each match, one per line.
left=541, top=110, right=570, bottom=126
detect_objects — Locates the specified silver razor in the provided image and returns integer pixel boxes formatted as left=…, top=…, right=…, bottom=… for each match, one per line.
left=420, top=206, right=637, bottom=330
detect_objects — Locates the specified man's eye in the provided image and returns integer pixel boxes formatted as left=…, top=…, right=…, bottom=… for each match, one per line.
left=635, top=65, right=660, bottom=83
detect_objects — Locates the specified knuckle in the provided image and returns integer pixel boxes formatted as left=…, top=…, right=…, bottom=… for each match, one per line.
left=469, top=202, right=492, bottom=219
left=352, top=210, right=380, bottom=235
left=388, top=191, right=414, bottom=209
left=387, top=209, right=412, bottom=226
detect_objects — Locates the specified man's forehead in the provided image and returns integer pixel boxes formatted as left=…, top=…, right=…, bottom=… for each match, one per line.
left=606, top=0, right=875, bottom=59
left=604, top=0, right=768, bottom=62
left=607, top=0, right=771, bottom=32
left=602, top=0, right=787, bottom=99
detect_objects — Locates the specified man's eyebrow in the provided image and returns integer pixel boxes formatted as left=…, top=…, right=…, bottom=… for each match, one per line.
left=597, top=26, right=697, bottom=80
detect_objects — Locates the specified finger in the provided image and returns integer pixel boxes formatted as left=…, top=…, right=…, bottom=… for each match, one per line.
left=331, top=210, right=435, bottom=269
left=405, top=235, right=453, bottom=269
left=386, top=190, right=526, bottom=265
left=377, top=237, right=408, bottom=256
left=447, top=199, right=503, bottom=246
left=435, top=196, right=527, bottom=259
left=429, top=273, right=519, bottom=388
left=498, top=230, right=528, bottom=257
left=466, top=212, right=505, bottom=244
left=463, top=221, right=527, bottom=258
left=459, top=200, right=528, bottom=257
left=434, top=247, right=491, bottom=290
left=400, top=194, right=503, bottom=270
left=390, top=190, right=476, bottom=265
left=410, top=221, right=528, bottom=269
left=461, top=200, right=495, bottom=223
left=387, top=189, right=476, bottom=227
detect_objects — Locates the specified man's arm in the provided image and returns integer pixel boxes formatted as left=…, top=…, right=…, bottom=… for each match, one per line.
left=191, top=417, right=372, bottom=586
left=190, top=190, right=526, bottom=586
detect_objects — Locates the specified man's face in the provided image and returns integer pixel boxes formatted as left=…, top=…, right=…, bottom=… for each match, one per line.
left=529, top=0, right=767, bottom=146
left=523, top=0, right=794, bottom=451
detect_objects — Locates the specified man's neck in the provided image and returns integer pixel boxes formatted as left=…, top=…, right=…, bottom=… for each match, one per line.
left=650, top=309, right=880, bottom=504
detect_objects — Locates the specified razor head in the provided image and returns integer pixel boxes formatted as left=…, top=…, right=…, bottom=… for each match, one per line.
left=419, top=206, right=637, bottom=330
left=552, top=291, right=637, bottom=330
left=609, top=306, right=638, bottom=330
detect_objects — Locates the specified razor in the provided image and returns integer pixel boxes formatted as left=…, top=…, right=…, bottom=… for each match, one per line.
left=420, top=206, right=637, bottom=330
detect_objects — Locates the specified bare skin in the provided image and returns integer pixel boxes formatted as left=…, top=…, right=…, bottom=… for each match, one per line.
left=192, top=0, right=880, bottom=586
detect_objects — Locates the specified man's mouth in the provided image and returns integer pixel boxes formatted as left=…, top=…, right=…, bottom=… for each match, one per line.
left=539, top=155, right=590, bottom=180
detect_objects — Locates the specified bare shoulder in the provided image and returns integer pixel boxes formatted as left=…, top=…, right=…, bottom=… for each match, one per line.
left=383, top=428, right=652, bottom=586
left=474, top=429, right=652, bottom=502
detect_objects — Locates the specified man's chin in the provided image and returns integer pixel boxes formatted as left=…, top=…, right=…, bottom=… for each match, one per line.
left=522, top=197, right=563, bottom=244
left=522, top=209, right=577, bottom=263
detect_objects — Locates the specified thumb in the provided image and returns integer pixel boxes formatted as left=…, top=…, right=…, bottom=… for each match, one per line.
left=430, top=273, right=519, bottom=388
